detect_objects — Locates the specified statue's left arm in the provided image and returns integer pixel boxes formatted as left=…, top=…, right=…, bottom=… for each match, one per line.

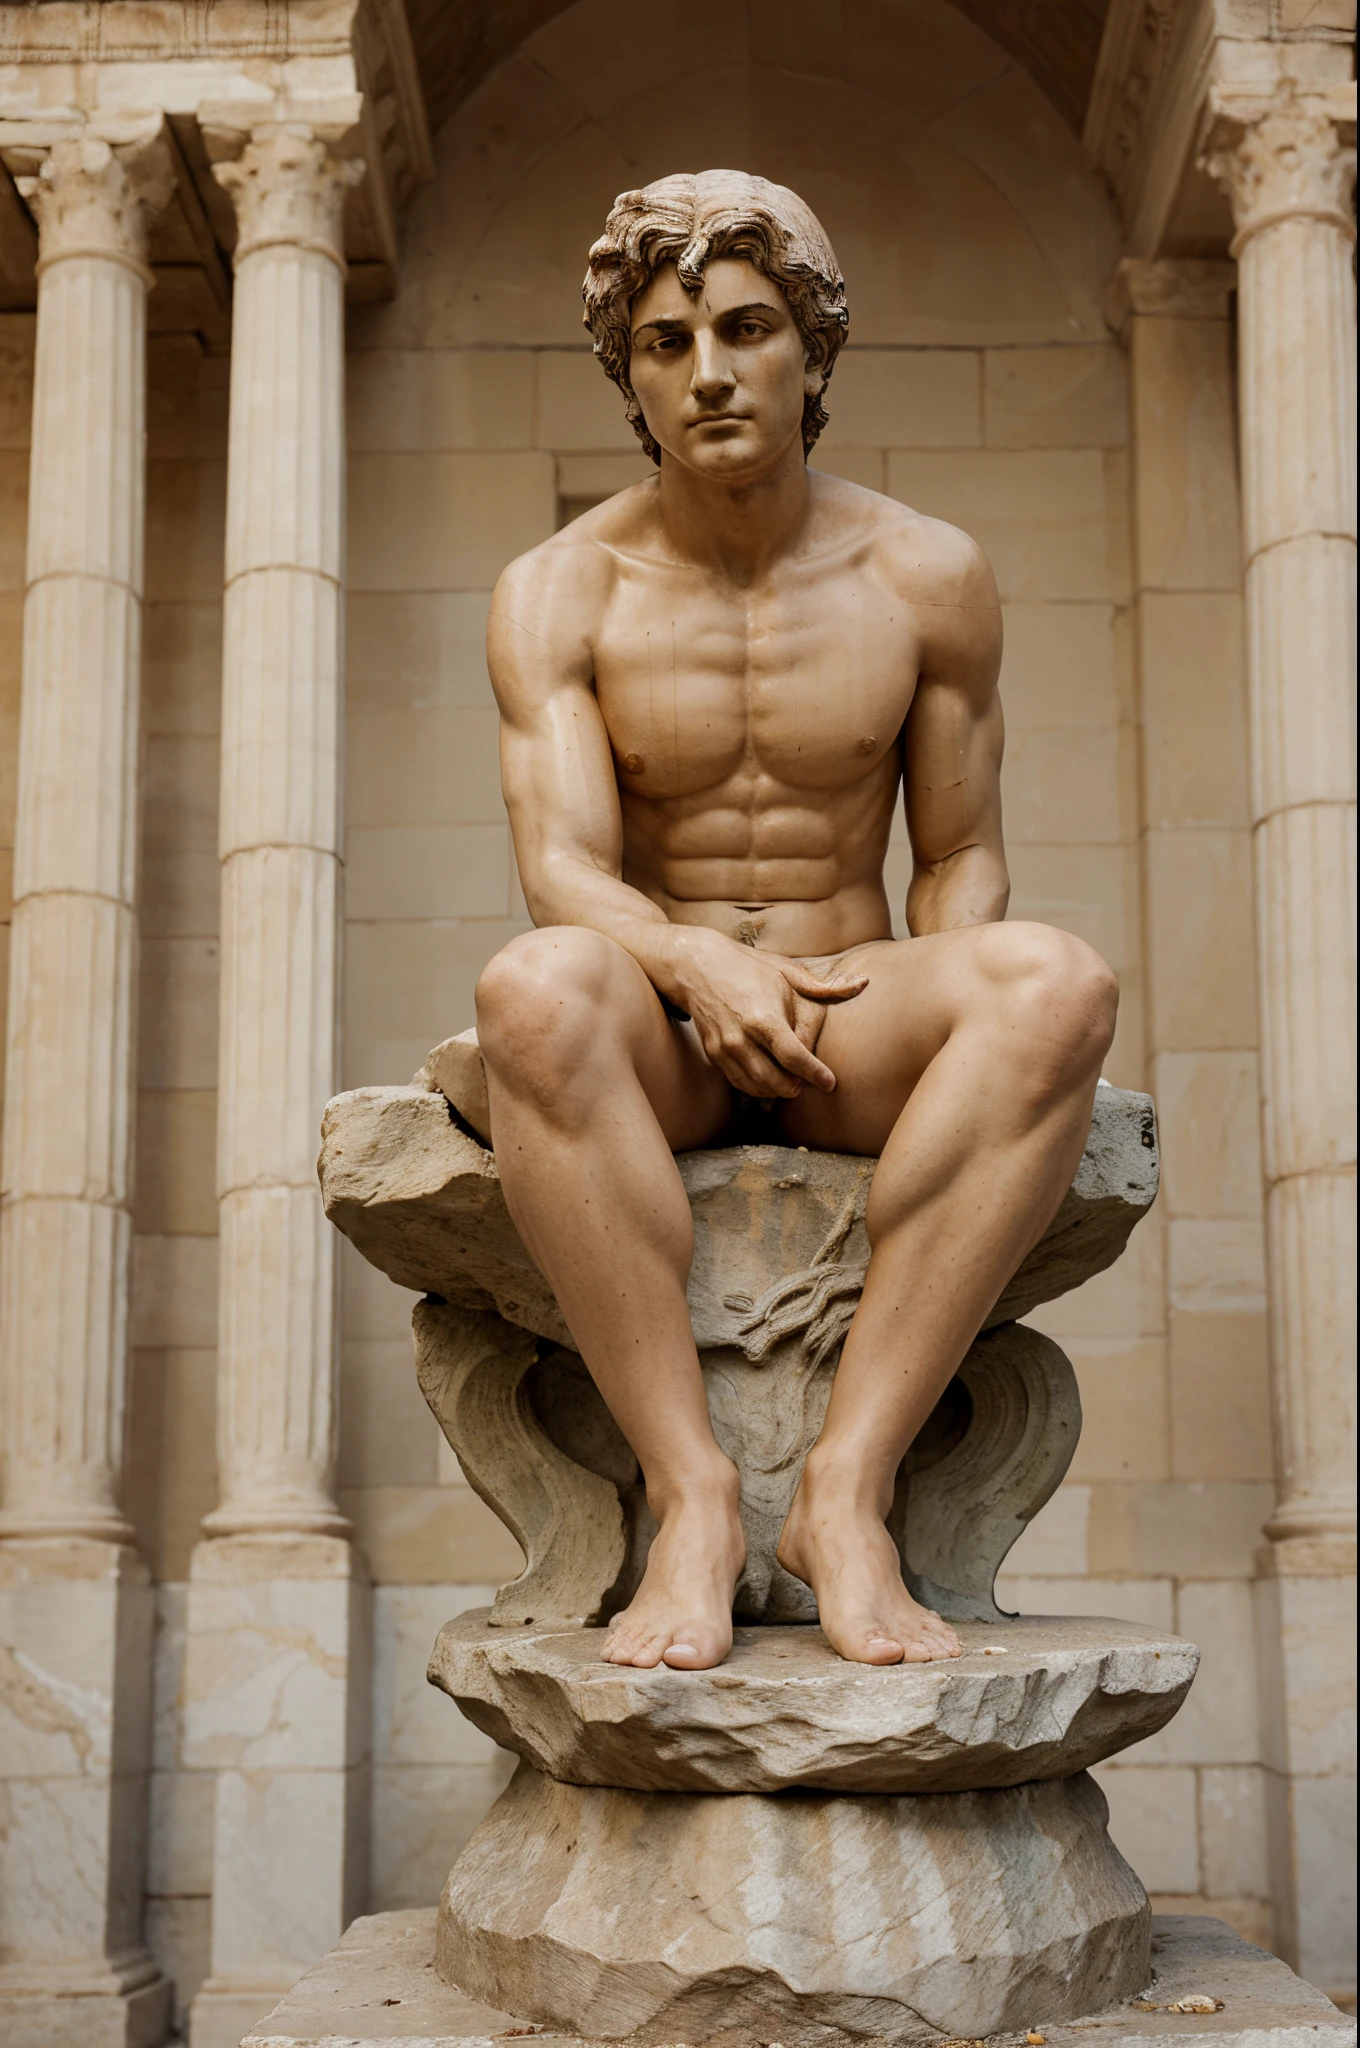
left=899, top=527, right=1009, bottom=935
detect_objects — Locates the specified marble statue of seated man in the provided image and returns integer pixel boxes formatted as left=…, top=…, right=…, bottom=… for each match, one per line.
left=472, top=169, right=1117, bottom=1676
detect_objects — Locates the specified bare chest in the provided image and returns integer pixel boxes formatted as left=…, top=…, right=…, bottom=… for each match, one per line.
left=592, top=568, right=919, bottom=798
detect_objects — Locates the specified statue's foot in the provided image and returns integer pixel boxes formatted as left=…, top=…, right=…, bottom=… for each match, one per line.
left=777, top=1462, right=962, bottom=1665
left=602, top=1472, right=746, bottom=1670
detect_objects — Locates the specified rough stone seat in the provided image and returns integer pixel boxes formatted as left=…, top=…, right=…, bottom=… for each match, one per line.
left=320, top=1071, right=1159, bottom=1627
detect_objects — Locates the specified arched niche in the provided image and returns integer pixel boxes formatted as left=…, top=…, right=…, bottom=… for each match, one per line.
left=365, top=0, right=1121, bottom=353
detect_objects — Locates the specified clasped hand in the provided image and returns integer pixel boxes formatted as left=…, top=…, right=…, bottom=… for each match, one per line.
left=661, top=928, right=868, bottom=1099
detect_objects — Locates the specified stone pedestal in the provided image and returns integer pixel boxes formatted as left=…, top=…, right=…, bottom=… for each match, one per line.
left=320, top=1069, right=1174, bottom=2041
left=428, top=1613, right=1197, bottom=2042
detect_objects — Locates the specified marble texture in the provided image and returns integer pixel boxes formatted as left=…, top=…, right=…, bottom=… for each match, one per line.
left=184, top=1535, right=371, bottom=2048
left=0, top=1538, right=170, bottom=2046
left=430, top=1609, right=1198, bottom=1794
left=438, top=1762, right=1149, bottom=2044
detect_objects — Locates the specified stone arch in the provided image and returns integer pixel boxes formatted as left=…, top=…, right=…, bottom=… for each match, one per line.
left=366, top=0, right=1122, bottom=356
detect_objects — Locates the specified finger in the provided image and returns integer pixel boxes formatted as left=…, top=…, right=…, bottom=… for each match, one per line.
left=702, top=1029, right=797, bottom=1098
left=780, top=962, right=870, bottom=1004
left=754, top=1022, right=837, bottom=1093
left=791, top=995, right=829, bottom=1051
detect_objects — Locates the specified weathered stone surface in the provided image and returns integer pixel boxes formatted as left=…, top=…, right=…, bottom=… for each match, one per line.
left=437, top=1762, right=1149, bottom=2044
left=239, top=1907, right=1360, bottom=2048
left=319, top=1082, right=1158, bottom=1351
left=428, top=1611, right=1199, bottom=1794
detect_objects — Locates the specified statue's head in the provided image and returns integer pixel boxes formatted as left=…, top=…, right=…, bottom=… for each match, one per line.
left=582, top=169, right=848, bottom=470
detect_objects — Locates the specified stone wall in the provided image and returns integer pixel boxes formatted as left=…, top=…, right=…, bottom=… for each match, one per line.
left=0, top=0, right=1292, bottom=2024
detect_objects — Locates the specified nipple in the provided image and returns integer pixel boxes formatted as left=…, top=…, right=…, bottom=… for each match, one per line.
left=858, top=735, right=877, bottom=755
left=623, top=751, right=645, bottom=774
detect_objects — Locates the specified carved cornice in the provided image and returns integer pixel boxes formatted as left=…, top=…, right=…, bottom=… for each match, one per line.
left=212, top=126, right=365, bottom=272
left=21, top=126, right=176, bottom=283
left=1106, top=254, right=1235, bottom=334
left=1201, top=81, right=1358, bottom=255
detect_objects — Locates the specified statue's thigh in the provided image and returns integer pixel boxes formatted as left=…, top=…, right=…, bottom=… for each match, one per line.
left=780, top=931, right=984, bottom=1153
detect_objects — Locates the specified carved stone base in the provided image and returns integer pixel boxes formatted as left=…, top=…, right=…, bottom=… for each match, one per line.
left=429, top=1611, right=1198, bottom=1794
left=437, top=1763, right=1150, bottom=2044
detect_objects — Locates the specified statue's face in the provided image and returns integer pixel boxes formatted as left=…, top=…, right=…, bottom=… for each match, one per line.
left=628, top=255, right=815, bottom=478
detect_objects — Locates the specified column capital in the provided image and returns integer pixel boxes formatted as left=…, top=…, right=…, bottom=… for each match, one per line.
left=213, top=124, right=364, bottom=273
left=21, top=127, right=175, bottom=284
left=1201, top=80, right=1357, bottom=258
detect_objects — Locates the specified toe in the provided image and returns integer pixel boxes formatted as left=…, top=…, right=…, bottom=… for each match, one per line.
left=662, top=1628, right=726, bottom=1671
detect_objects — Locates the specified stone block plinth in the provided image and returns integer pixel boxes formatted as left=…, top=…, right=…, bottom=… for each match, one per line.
left=241, top=1909, right=1358, bottom=2048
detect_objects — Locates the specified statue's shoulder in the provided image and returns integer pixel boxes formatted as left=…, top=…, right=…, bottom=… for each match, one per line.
left=807, top=469, right=997, bottom=608
left=493, top=478, right=659, bottom=619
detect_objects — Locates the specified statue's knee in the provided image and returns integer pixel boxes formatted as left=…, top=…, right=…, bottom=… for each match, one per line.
left=475, top=927, right=621, bottom=1084
left=980, top=925, right=1117, bottom=1080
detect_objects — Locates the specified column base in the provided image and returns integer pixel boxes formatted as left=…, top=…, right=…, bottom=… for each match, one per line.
left=0, top=1540, right=163, bottom=2047
left=184, top=1535, right=372, bottom=2032
left=0, top=1949, right=173, bottom=2048
left=1254, top=1542, right=1357, bottom=2003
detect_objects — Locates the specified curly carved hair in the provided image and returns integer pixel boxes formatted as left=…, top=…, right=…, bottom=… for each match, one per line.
left=582, top=169, right=849, bottom=465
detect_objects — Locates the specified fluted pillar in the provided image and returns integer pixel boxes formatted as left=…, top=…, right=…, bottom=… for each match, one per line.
left=208, top=124, right=362, bottom=1537
left=1204, top=81, right=1357, bottom=1996
left=0, top=129, right=173, bottom=2046
left=185, top=123, right=370, bottom=2048
left=0, top=134, right=167, bottom=1541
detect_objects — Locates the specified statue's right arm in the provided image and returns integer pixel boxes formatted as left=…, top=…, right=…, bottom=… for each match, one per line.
left=488, top=542, right=678, bottom=967
left=487, top=541, right=862, bottom=1099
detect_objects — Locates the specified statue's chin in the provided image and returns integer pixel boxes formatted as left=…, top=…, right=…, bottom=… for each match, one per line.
left=660, top=429, right=802, bottom=485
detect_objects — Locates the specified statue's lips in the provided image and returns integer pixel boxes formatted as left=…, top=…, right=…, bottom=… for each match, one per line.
left=685, top=412, right=752, bottom=430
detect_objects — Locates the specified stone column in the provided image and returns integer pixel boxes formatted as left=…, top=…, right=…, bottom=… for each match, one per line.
left=1203, top=83, right=1357, bottom=1996
left=0, top=130, right=173, bottom=2046
left=184, top=124, right=371, bottom=2048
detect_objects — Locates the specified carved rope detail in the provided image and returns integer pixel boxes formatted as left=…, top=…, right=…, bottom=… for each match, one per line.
left=723, top=1171, right=871, bottom=1370
left=1201, top=85, right=1358, bottom=255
